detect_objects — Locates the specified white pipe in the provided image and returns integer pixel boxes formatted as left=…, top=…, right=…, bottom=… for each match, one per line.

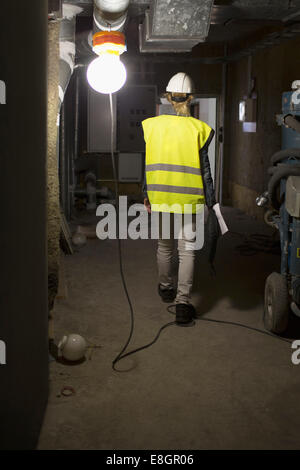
left=95, top=0, right=129, bottom=13
left=62, top=3, right=82, bottom=21
left=93, top=0, right=129, bottom=31
left=58, top=4, right=82, bottom=108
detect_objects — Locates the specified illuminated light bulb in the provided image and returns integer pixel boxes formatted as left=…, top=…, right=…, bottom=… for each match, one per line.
left=87, top=53, right=127, bottom=94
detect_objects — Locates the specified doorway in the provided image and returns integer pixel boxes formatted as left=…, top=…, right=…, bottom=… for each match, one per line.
left=192, top=97, right=217, bottom=184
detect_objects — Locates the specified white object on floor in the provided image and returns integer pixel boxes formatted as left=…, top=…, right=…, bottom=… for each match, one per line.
left=58, top=334, right=87, bottom=361
left=72, top=231, right=87, bottom=247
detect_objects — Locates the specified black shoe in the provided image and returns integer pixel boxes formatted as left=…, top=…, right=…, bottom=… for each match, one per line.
left=175, top=303, right=196, bottom=325
left=158, top=284, right=176, bottom=303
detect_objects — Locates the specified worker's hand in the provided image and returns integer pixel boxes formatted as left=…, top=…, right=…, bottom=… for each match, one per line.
left=144, top=197, right=151, bottom=214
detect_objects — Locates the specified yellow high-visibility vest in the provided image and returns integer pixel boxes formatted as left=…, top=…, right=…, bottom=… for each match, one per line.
left=142, top=114, right=212, bottom=214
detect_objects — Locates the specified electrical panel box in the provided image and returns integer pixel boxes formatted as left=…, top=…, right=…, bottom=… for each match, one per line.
left=239, top=98, right=257, bottom=122
left=245, top=98, right=257, bottom=122
left=239, top=98, right=257, bottom=133
left=118, top=153, right=142, bottom=182
left=118, top=85, right=157, bottom=152
left=87, top=88, right=117, bottom=153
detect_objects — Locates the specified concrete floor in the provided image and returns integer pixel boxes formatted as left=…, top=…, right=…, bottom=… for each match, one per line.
left=38, top=207, right=300, bottom=450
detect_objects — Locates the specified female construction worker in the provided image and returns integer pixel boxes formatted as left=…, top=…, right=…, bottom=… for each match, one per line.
left=142, top=72, right=217, bottom=326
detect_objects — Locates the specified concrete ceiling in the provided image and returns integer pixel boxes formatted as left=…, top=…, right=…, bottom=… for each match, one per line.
left=208, top=0, right=300, bottom=43
left=62, top=0, right=300, bottom=57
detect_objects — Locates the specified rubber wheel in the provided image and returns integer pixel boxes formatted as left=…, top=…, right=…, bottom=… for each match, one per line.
left=264, top=272, right=289, bottom=334
left=264, top=209, right=278, bottom=228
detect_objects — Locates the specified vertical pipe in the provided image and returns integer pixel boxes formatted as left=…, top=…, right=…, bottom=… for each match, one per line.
left=72, top=69, right=80, bottom=209
left=66, top=89, right=72, bottom=220
left=58, top=4, right=82, bottom=109
left=74, top=69, right=80, bottom=162
left=219, top=44, right=228, bottom=206
left=60, top=101, right=67, bottom=215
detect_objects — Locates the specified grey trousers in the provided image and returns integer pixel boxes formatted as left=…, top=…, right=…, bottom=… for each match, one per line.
left=157, top=213, right=197, bottom=305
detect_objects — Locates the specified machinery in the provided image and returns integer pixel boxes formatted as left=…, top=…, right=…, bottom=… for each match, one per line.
left=257, top=81, right=300, bottom=333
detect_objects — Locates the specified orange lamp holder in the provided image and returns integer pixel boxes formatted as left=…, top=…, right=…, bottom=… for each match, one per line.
left=92, top=31, right=126, bottom=56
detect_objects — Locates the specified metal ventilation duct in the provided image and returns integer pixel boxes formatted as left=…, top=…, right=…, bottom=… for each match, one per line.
left=139, top=0, right=214, bottom=53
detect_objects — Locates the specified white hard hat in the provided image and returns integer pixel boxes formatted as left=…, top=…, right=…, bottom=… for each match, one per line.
left=166, top=72, right=194, bottom=93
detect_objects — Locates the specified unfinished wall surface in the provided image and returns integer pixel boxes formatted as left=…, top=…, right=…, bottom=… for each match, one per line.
left=224, top=35, right=300, bottom=218
left=0, top=1, right=48, bottom=449
left=48, top=21, right=61, bottom=310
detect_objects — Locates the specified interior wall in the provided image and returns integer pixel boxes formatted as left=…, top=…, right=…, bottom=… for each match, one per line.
left=197, top=98, right=217, bottom=184
left=48, top=20, right=61, bottom=310
left=0, top=1, right=48, bottom=449
left=223, top=35, right=300, bottom=218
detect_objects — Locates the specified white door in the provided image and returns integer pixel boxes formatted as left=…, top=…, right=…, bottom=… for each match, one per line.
left=196, top=98, right=217, bottom=184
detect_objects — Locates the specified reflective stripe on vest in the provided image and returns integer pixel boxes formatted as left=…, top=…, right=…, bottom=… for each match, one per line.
left=146, top=163, right=202, bottom=176
left=142, top=115, right=212, bottom=214
left=147, top=184, right=204, bottom=195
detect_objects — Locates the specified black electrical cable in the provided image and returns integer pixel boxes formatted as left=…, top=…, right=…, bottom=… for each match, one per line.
left=167, top=305, right=293, bottom=344
left=108, top=94, right=134, bottom=370
left=199, top=318, right=293, bottom=344
left=113, top=321, right=177, bottom=369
